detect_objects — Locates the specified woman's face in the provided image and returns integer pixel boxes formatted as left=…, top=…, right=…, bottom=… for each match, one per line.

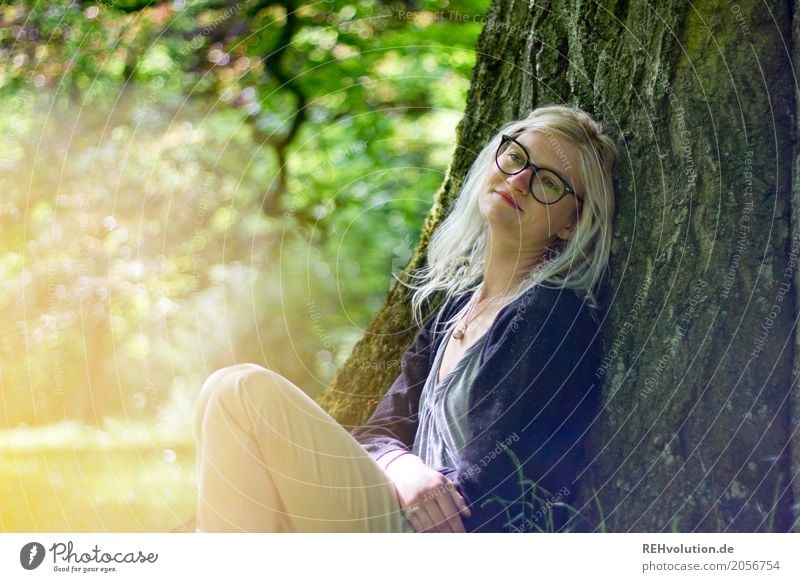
left=479, top=128, right=584, bottom=252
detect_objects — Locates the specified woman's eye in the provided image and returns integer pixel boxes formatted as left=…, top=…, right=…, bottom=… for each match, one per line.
left=540, top=177, right=560, bottom=192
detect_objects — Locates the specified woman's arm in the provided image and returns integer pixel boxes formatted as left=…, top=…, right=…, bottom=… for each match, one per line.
left=350, top=296, right=463, bottom=464
left=449, top=288, right=603, bottom=533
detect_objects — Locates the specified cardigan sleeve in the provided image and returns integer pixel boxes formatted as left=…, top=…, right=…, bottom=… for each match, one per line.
left=349, top=306, right=444, bottom=466
left=449, top=289, right=603, bottom=533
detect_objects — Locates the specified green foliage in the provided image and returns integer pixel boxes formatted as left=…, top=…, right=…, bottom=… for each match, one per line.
left=0, top=0, right=489, bottom=431
left=0, top=0, right=489, bottom=530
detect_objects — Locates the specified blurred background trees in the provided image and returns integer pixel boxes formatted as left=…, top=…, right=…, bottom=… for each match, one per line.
left=0, top=0, right=490, bottom=531
left=0, top=0, right=489, bottom=429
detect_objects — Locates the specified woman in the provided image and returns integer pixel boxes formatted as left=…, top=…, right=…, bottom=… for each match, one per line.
left=194, top=104, right=618, bottom=533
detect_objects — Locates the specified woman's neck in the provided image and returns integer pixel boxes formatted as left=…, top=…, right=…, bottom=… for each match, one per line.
left=477, top=242, right=548, bottom=303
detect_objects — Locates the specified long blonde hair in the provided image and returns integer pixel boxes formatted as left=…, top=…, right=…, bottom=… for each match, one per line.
left=402, top=104, right=619, bottom=328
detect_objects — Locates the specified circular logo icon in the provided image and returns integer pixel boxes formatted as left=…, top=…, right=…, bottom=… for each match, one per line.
left=20, top=542, right=46, bottom=570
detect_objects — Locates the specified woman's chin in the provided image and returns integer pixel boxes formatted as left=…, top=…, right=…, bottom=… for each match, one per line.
left=481, top=195, right=519, bottom=214
left=481, top=205, right=525, bottom=230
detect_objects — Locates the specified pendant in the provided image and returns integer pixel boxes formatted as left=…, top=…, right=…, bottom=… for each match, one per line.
left=452, top=327, right=465, bottom=340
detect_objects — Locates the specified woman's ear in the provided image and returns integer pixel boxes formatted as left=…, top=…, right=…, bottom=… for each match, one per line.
left=556, top=221, right=576, bottom=241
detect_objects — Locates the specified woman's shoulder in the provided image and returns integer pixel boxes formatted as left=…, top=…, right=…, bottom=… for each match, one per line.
left=492, top=285, right=601, bottom=352
left=508, top=284, right=597, bottom=325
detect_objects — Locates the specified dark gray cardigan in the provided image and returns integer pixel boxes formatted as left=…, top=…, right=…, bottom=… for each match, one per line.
left=350, top=283, right=603, bottom=533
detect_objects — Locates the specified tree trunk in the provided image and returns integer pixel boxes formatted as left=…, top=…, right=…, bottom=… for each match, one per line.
left=316, top=0, right=798, bottom=532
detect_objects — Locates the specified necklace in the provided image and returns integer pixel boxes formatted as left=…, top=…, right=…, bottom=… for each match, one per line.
left=452, top=289, right=505, bottom=340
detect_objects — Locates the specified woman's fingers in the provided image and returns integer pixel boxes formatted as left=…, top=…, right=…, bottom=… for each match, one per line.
left=451, top=488, right=472, bottom=517
left=414, top=497, right=466, bottom=533
left=419, top=481, right=471, bottom=532
left=404, top=509, right=423, bottom=533
left=410, top=508, right=466, bottom=533
left=403, top=502, right=440, bottom=533
left=434, top=494, right=466, bottom=533
left=396, top=476, right=471, bottom=533
left=406, top=502, right=450, bottom=533
left=436, top=478, right=471, bottom=518
left=408, top=506, right=434, bottom=533
left=421, top=504, right=454, bottom=533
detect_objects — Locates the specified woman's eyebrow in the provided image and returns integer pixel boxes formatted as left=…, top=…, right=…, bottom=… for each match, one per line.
left=517, top=140, right=567, bottom=171
left=530, top=154, right=571, bottom=177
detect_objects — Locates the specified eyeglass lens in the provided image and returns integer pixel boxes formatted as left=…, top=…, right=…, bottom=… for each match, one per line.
left=496, top=140, right=567, bottom=203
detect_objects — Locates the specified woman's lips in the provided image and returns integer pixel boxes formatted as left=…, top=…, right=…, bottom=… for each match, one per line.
left=494, top=190, right=523, bottom=212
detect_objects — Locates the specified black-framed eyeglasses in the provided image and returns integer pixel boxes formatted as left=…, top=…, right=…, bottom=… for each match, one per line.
left=495, top=134, right=583, bottom=206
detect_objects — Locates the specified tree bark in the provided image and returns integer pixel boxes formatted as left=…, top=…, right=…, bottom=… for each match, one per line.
left=316, top=0, right=798, bottom=532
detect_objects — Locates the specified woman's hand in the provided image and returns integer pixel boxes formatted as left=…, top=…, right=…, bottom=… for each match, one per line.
left=384, top=453, right=471, bottom=533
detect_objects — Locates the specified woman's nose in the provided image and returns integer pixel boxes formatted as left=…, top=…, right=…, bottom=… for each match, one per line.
left=506, top=167, right=533, bottom=195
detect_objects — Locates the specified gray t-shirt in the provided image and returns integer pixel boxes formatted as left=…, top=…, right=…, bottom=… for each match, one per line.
left=411, top=320, right=489, bottom=470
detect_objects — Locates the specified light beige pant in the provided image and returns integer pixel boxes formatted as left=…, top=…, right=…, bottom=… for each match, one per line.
left=195, top=363, right=416, bottom=533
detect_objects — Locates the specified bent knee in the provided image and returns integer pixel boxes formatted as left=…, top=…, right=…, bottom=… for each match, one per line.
left=196, top=363, right=288, bottom=415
